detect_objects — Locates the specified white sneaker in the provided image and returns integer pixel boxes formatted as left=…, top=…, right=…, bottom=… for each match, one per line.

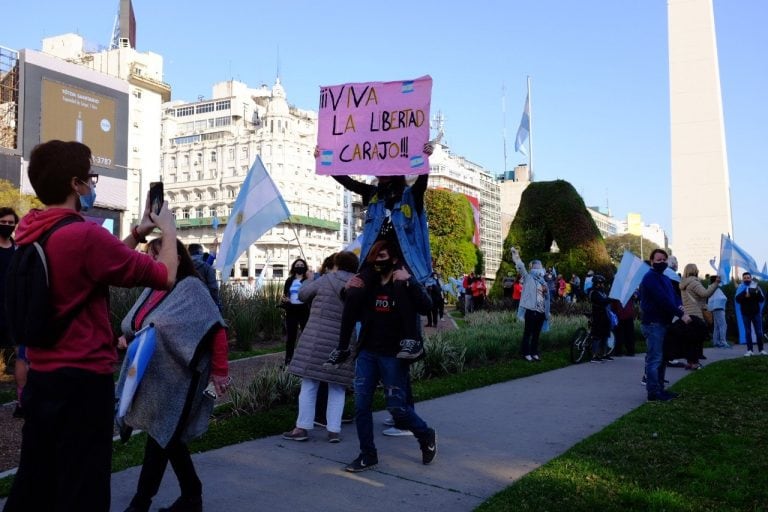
left=760, top=350, right=768, bottom=356
left=382, top=427, right=413, bottom=437
left=383, top=417, right=395, bottom=427
left=744, top=351, right=753, bottom=357
left=524, top=355, right=533, bottom=362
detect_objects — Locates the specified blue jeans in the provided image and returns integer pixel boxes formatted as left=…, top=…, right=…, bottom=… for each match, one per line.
left=712, top=309, right=727, bottom=346
left=354, top=350, right=430, bottom=456
left=642, top=323, right=667, bottom=396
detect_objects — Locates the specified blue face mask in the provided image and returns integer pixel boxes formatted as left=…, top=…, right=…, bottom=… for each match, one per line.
left=79, top=183, right=97, bottom=212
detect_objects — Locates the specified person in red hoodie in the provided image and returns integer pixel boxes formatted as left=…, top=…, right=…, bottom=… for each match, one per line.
left=4, top=140, right=178, bottom=512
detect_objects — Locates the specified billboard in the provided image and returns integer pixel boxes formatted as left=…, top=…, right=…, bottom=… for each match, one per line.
left=41, top=79, right=116, bottom=168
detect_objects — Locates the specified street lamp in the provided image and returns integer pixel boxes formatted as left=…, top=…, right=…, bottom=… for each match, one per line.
left=114, top=164, right=143, bottom=222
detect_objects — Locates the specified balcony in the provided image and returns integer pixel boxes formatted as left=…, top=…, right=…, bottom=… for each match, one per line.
left=175, top=215, right=339, bottom=231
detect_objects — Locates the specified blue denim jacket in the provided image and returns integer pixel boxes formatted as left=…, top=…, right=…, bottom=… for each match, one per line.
left=360, top=185, right=433, bottom=284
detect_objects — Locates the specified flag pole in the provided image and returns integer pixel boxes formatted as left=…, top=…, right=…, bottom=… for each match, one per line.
left=527, top=75, right=534, bottom=180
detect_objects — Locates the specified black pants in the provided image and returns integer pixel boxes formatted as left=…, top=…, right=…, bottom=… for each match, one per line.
left=285, top=303, right=309, bottom=365
left=130, top=370, right=204, bottom=509
left=520, top=309, right=545, bottom=356
left=614, top=318, right=636, bottom=356
left=4, top=369, right=114, bottom=512
left=129, top=436, right=202, bottom=510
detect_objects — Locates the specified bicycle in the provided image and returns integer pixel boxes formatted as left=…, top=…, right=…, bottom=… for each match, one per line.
left=570, top=315, right=614, bottom=363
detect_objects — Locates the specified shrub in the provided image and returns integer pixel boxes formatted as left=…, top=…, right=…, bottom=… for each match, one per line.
left=228, top=362, right=300, bottom=416
left=220, top=282, right=285, bottom=349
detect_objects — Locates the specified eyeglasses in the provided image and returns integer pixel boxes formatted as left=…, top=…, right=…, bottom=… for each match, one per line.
left=77, top=173, right=99, bottom=185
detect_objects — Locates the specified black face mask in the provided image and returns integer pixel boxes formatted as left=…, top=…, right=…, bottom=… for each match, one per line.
left=0, top=225, right=14, bottom=239
left=294, top=267, right=307, bottom=276
left=652, top=262, right=668, bottom=273
left=373, top=259, right=394, bottom=275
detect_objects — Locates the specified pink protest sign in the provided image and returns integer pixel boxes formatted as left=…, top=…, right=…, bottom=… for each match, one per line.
left=316, top=75, right=432, bottom=176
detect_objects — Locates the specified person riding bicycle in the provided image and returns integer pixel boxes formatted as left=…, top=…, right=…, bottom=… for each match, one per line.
left=588, top=275, right=612, bottom=362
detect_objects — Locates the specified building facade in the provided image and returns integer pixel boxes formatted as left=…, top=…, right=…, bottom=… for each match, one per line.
left=161, top=79, right=344, bottom=279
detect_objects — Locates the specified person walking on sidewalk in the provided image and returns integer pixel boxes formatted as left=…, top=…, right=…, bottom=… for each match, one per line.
left=510, top=247, right=550, bottom=362
left=281, top=258, right=311, bottom=365
left=282, top=251, right=359, bottom=444
left=639, top=249, right=691, bottom=402
left=330, top=240, right=437, bottom=472
left=734, top=272, right=766, bottom=356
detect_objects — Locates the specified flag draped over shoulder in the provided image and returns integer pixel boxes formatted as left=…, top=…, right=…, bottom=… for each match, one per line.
left=608, top=251, right=650, bottom=307
left=717, top=234, right=758, bottom=282
left=117, top=325, right=157, bottom=419
left=215, top=156, right=290, bottom=282
left=514, top=93, right=530, bottom=156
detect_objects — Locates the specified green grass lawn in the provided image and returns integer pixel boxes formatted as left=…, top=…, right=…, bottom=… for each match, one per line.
left=476, top=357, right=768, bottom=512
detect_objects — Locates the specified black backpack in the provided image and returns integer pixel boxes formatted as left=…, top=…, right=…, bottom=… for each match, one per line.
left=4, top=216, right=84, bottom=348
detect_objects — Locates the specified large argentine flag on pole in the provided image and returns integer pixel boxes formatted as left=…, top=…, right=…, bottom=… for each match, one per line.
left=608, top=251, right=650, bottom=307
left=514, top=93, right=530, bottom=156
left=717, top=234, right=757, bottom=282
left=215, top=156, right=291, bottom=282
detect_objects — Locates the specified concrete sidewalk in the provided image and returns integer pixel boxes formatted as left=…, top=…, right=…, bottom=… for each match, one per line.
left=0, top=347, right=744, bottom=510
left=103, top=347, right=744, bottom=511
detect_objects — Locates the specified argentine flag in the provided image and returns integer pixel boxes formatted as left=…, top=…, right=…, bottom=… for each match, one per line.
left=514, top=93, right=530, bottom=156
left=215, top=156, right=291, bottom=282
left=717, top=234, right=758, bottom=282
left=117, top=324, right=157, bottom=419
left=608, top=251, right=650, bottom=307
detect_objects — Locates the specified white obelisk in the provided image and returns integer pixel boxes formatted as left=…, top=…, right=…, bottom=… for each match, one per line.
left=668, top=0, right=733, bottom=271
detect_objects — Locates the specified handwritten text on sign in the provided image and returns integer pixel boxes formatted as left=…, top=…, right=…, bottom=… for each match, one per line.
left=316, top=75, right=432, bottom=176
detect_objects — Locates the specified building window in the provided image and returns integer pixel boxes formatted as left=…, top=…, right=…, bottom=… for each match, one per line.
left=241, top=147, right=249, bottom=160
left=176, top=106, right=194, bottom=117
left=196, top=103, right=214, bottom=114
left=196, top=207, right=204, bottom=218
left=210, top=151, right=217, bottom=162
left=182, top=208, right=190, bottom=219
left=227, top=148, right=235, bottom=161
left=215, top=100, right=231, bottom=111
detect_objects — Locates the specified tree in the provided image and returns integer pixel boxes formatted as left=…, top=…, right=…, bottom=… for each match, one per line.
left=0, top=179, right=42, bottom=216
left=425, top=188, right=477, bottom=279
left=492, top=179, right=615, bottom=296
left=604, top=233, right=660, bottom=266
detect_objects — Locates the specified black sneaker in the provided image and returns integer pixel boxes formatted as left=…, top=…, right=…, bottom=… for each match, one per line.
left=345, top=453, right=378, bottom=472
left=323, top=349, right=350, bottom=368
left=158, top=495, right=202, bottom=512
left=12, top=404, right=24, bottom=419
left=419, top=428, right=437, bottom=465
left=397, top=339, right=424, bottom=360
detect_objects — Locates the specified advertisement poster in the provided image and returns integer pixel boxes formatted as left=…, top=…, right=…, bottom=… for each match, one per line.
left=41, top=78, right=116, bottom=168
left=316, top=75, right=432, bottom=176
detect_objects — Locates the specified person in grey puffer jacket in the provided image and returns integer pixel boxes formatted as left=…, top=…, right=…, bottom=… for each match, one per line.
left=282, top=251, right=359, bottom=443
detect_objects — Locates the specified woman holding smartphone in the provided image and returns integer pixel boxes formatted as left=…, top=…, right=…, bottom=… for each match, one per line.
left=117, top=237, right=229, bottom=512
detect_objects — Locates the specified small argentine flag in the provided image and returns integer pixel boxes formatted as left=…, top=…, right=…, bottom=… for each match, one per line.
left=321, top=150, right=334, bottom=166
left=409, top=155, right=424, bottom=168
left=117, top=324, right=157, bottom=418
left=401, top=81, right=415, bottom=94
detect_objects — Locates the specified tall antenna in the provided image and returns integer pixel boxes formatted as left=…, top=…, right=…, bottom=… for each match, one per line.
left=502, top=82, right=508, bottom=176
left=276, top=44, right=281, bottom=80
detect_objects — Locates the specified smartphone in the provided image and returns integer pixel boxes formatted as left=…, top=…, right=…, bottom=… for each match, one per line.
left=203, top=382, right=217, bottom=400
left=148, top=181, right=164, bottom=215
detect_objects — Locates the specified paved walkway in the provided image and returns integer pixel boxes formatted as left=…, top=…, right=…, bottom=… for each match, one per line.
left=100, top=347, right=743, bottom=511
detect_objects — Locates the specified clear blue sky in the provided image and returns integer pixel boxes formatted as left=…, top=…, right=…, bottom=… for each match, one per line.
left=4, top=1, right=767, bottom=265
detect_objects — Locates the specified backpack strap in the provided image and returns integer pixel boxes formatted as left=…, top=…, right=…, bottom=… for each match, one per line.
left=33, top=216, right=84, bottom=287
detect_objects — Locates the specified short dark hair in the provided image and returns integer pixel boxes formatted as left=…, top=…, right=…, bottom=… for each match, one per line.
left=188, top=243, right=204, bottom=255
left=0, top=207, right=19, bottom=224
left=334, top=251, right=360, bottom=273
left=319, top=253, right=337, bottom=275
left=649, top=248, right=668, bottom=261
left=742, top=272, right=751, bottom=278
left=28, top=140, right=92, bottom=205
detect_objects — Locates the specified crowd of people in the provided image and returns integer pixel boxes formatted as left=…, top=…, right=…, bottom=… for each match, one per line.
left=1, top=138, right=765, bottom=510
